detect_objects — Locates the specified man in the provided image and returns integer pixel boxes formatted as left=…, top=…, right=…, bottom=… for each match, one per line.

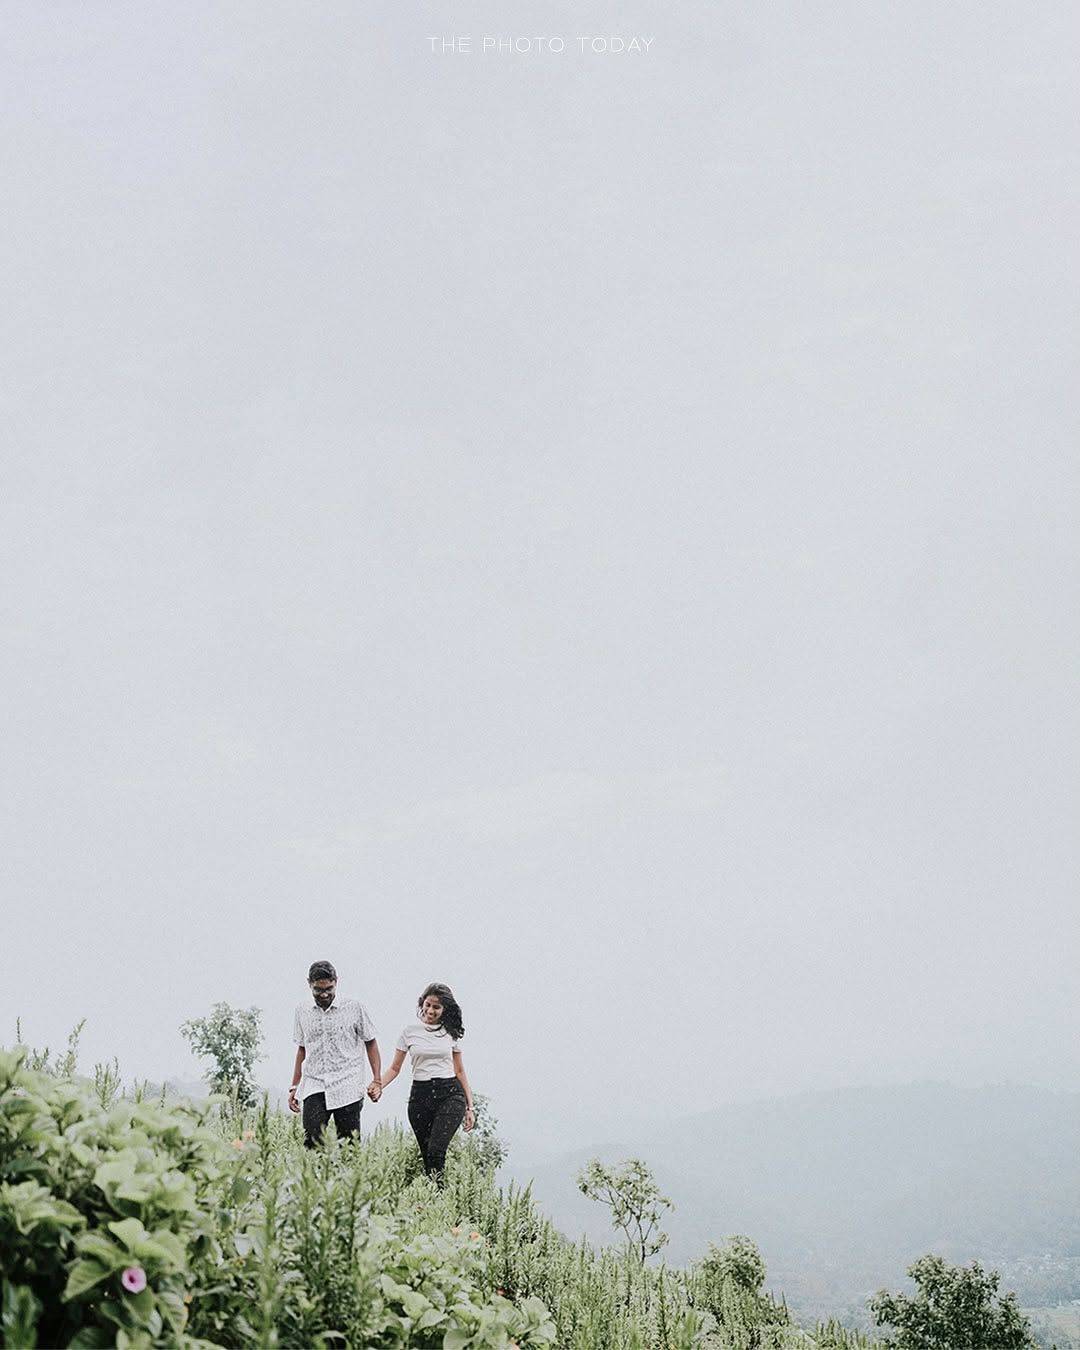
left=288, top=960, right=381, bottom=1147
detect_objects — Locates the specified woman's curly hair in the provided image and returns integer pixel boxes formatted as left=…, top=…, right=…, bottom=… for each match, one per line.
left=418, top=982, right=464, bottom=1041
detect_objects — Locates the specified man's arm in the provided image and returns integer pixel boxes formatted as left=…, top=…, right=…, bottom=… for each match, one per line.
left=365, top=1038, right=382, bottom=1091
left=288, top=1045, right=305, bottom=1113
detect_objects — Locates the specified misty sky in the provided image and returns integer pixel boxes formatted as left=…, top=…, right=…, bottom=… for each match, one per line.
left=3, top=2, right=1077, bottom=1150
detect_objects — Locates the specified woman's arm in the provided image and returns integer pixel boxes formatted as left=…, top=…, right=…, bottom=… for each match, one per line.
left=378, top=1049, right=407, bottom=1089
left=453, top=1049, right=475, bottom=1131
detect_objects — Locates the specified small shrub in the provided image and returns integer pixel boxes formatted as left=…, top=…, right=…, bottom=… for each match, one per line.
left=0, top=1044, right=237, bottom=1347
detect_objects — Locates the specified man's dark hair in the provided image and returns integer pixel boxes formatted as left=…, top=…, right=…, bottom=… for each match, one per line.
left=308, top=960, right=337, bottom=983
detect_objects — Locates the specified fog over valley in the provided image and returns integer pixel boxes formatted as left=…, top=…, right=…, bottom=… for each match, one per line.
left=2, top=7, right=1077, bottom=1339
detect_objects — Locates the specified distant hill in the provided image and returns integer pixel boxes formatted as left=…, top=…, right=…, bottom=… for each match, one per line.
left=502, top=1083, right=1080, bottom=1326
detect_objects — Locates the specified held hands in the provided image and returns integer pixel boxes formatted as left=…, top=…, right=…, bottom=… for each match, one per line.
left=367, top=1079, right=382, bottom=1103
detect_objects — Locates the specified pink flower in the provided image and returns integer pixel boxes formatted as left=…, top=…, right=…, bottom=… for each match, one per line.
left=121, top=1267, right=147, bottom=1294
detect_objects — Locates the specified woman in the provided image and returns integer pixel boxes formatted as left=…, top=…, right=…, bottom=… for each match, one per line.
left=371, top=982, right=474, bottom=1181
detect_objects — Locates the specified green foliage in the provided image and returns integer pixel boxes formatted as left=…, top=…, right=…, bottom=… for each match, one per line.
left=180, top=1003, right=263, bottom=1108
left=0, top=1043, right=232, bottom=1348
left=186, top=1121, right=557, bottom=1350
left=2, top=1279, right=42, bottom=1348
left=11, top=1028, right=1034, bottom=1350
left=813, top=1319, right=886, bottom=1349
left=699, top=1235, right=768, bottom=1295
left=13, top=1019, right=86, bottom=1079
left=432, top=1163, right=706, bottom=1349
left=577, top=1156, right=673, bottom=1263
left=466, top=1092, right=508, bottom=1173
left=691, top=1236, right=794, bottom=1349
left=0, top=1045, right=559, bottom=1348
left=92, top=1058, right=123, bottom=1112
left=870, top=1254, right=1038, bottom=1349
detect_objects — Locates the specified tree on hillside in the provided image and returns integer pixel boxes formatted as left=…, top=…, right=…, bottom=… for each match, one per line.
left=577, top=1157, right=672, bottom=1263
left=180, top=1002, right=263, bottom=1108
left=870, top=1254, right=1038, bottom=1350
left=699, top=1234, right=767, bottom=1295
left=695, top=1235, right=792, bottom=1345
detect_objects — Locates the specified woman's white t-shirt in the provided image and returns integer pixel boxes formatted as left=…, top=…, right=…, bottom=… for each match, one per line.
left=395, top=1022, right=461, bottom=1081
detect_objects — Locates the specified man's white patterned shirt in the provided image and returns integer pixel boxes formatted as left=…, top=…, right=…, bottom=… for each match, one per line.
left=293, top=997, right=378, bottom=1110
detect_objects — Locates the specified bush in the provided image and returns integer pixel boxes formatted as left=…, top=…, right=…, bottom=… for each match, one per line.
left=870, top=1254, right=1038, bottom=1349
left=179, top=1005, right=263, bottom=1109
left=185, top=1119, right=557, bottom=1349
left=0, top=1044, right=235, bottom=1347
left=692, top=1236, right=794, bottom=1349
left=0, top=1049, right=557, bottom=1348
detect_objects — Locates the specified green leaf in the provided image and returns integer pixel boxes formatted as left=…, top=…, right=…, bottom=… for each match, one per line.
left=67, top=1327, right=112, bottom=1348
left=93, top=1156, right=136, bottom=1190
left=64, top=1257, right=112, bottom=1301
left=400, top=1288, right=431, bottom=1319
left=2, top=1280, right=41, bottom=1349
left=0, top=1180, right=84, bottom=1236
left=157, top=1288, right=188, bottom=1333
left=121, top=1288, right=155, bottom=1328
left=114, top=1183, right=152, bottom=1206
left=0, top=1157, right=47, bottom=1179
left=379, top=1273, right=410, bottom=1301
left=76, top=1231, right=123, bottom=1264
left=108, top=1217, right=148, bottom=1248
left=149, top=1229, right=185, bottom=1265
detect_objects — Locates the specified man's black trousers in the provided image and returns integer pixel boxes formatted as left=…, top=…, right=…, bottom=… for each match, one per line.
left=302, top=1092, right=362, bottom=1148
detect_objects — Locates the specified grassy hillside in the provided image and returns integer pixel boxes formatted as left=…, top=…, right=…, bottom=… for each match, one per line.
left=508, top=1084, right=1080, bottom=1326
left=4, top=1043, right=1070, bottom=1347
left=0, top=1044, right=895, bottom=1348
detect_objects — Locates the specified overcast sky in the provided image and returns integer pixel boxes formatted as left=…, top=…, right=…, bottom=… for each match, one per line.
left=2, top=1, right=1077, bottom=1151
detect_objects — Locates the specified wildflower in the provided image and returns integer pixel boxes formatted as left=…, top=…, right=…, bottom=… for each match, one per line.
left=242, top=1129, right=255, bottom=1139
left=231, top=1138, right=244, bottom=1149
left=121, top=1267, right=147, bottom=1294
left=451, top=1226, right=461, bottom=1235
left=470, top=1231, right=481, bottom=1240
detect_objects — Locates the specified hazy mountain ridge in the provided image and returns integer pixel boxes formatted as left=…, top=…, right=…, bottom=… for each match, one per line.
left=504, top=1083, right=1080, bottom=1325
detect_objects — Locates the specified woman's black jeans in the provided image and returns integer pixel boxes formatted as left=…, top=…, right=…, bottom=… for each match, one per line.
left=408, top=1076, right=466, bottom=1182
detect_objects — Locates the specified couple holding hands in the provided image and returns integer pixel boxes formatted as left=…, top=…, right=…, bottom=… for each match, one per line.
left=289, top=961, right=474, bottom=1181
